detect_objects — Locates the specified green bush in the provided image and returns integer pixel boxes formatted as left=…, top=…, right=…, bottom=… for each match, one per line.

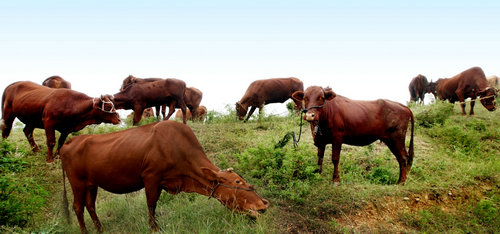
left=414, top=101, right=454, bottom=127
left=473, top=199, right=499, bottom=225
left=235, top=143, right=320, bottom=204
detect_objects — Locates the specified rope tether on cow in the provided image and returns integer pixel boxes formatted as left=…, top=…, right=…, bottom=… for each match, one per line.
left=457, top=94, right=497, bottom=105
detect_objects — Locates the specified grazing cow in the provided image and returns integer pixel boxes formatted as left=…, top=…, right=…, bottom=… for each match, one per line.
left=175, top=105, right=207, bottom=122
left=487, top=75, right=500, bottom=91
left=432, top=67, right=497, bottom=115
left=113, top=77, right=187, bottom=125
left=142, top=107, right=155, bottom=118
left=42, top=75, right=72, bottom=89
left=408, top=74, right=429, bottom=104
left=292, top=86, right=414, bottom=185
left=1, top=81, right=120, bottom=162
left=61, top=121, right=269, bottom=233
left=236, top=77, right=304, bottom=122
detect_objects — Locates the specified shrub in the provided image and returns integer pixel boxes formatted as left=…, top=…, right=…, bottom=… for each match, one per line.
left=414, top=101, right=454, bottom=128
left=235, top=143, right=320, bottom=204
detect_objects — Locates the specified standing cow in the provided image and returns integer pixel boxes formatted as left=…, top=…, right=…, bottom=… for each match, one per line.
left=120, top=75, right=203, bottom=121
left=113, top=78, right=187, bottom=125
left=408, top=74, right=429, bottom=104
left=61, top=121, right=269, bottom=233
left=236, top=77, right=304, bottom=122
left=292, top=86, right=414, bottom=185
left=42, top=75, right=72, bottom=89
left=432, top=67, right=497, bottom=115
left=1, top=81, right=120, bottom=162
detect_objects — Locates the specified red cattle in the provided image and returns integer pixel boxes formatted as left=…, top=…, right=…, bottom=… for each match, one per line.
left=42, top=75, right=72, bottom=89
left=431, top=67, right=497, bottom=115
left=175, top=105, right=207, bottom=122
left=113, top=77, right=187, bottom=125
left=292, top=86, right=414, bottom=185
left=120, top=75, right=165, bottom=118
left=236, top=77, right=304, bottom=122
left=408, top=74, right=429, bottom=104
left=1, top=81, right=120, bottom=162
left=120, top=76, right=203, bottom=121
left=61, top=121, right=269, bottom=233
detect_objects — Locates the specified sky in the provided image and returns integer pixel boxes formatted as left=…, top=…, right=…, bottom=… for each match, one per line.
left=1, top=0, right=500, bottom=117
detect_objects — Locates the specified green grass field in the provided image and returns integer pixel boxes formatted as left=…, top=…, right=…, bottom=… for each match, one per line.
left=1, top=100, right=499, bottom=233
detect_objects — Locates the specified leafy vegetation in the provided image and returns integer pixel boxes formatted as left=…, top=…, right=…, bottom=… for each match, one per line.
left=0, top=101, right=499, bottom=233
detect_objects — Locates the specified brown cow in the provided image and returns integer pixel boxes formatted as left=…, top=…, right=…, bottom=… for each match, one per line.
left=42, top=75, right=72, bottom=89
left=292, top=86, right=414, bottom=185
left=431, top=67, right=497, bottom=115
left=175, top=105, right=207, bottom=121
left=120, top=76, right=203, bottom=120
left=236, top=77, right=304, bottom=122
left=120, top=75, right=165, bottom=118
left=408, top=74, right=429, bottom=104
left=113, top=77, right=187, bottom=125
left=61, top=120, right=269, bottom=233
left=1, top=81, right=120, bottom=162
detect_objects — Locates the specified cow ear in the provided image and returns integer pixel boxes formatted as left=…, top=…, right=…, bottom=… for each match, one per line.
left=201, top=167, right=220, bottom=182
left=292, top=91, right=304, bottom=101
left=324, top=90, right=336, bottom=101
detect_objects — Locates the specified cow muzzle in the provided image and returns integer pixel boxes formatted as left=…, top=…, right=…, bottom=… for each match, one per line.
left=305, top=112, right=315, bottom=121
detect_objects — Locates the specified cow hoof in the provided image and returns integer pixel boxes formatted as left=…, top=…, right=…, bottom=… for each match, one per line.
left=33, top=147, right=40, bottom=152
left=46, top=158, right=54, bottom=164
left=313, top=169, right=322, bottom=174
left=333, top=181, right=340, bottom=186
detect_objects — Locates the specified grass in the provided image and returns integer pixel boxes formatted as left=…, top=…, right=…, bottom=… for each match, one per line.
left=1, top=100, right=499, bottom=233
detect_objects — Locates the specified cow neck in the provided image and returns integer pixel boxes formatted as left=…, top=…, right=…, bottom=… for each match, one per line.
left=71, top=98, right=104, bottom=130
left=175, top=156, right=221, bottom=198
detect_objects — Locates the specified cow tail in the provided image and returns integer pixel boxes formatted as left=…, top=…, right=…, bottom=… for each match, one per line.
left=62, top=163, right=70, bottom=224
left=407, top=111, right=415, bottom=171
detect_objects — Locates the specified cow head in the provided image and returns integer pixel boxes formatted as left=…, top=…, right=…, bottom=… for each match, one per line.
left=292, top=86, right=336, bottom=123
left=427, top=80, right=439, bottom=97
left=120, top=75, right=137, bottom=92
left=478, top=87, right=497, bottom=111
left=93, top=95, right=121, bottom=124
left=235, top=102, right=247, bottom=120
left=202, top=167, right=269, bottom=217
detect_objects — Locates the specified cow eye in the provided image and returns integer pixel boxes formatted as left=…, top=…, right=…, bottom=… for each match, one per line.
left=235, top=180, right=241, bottom=184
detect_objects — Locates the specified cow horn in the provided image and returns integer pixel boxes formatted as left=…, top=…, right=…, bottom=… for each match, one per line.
left=224, top=168, right=234, bottom=172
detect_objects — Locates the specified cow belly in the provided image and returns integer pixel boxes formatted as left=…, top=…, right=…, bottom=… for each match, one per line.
left=343, top=135, right=379, bottom=146
left=93, top=176, right=144, bottom=194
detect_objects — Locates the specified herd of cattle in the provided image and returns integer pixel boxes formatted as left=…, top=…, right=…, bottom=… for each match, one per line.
left=0, top=66, right=497, bottom=233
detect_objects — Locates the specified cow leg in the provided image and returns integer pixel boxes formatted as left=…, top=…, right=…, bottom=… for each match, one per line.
left=85, top=186, right=103, bottom=232
left=161, top=104, right=167, bottom=119
left=154, top=105, right=160, bottom=120
left=1, top=113, right=16, bottom=139
left=133, top=107, right=144, bottom=126
left=383, top=138, right=409, bottom=185
left=23, top=125, right=40, bottom=152
left=331, top=143, right=342, bottom=185
left=144, top=181, right=162, bottom=231
left=244, top=106, right=257, bottom=123
left=314, top=145, right=326, bottom=174
left=72, top=184, right=88, bottom=234
left=164, top=102, right=175, bottom=121
left=469, top=99, right=476, bottom=115
left=44, top=127, right=56, bottom=163
left=455, top=91, right=467, bottom=115
left=55, top=132, right=69, bottom=157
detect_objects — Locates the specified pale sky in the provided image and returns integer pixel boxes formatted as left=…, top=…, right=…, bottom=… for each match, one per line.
left=2, top=0, right=499, bottom=116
